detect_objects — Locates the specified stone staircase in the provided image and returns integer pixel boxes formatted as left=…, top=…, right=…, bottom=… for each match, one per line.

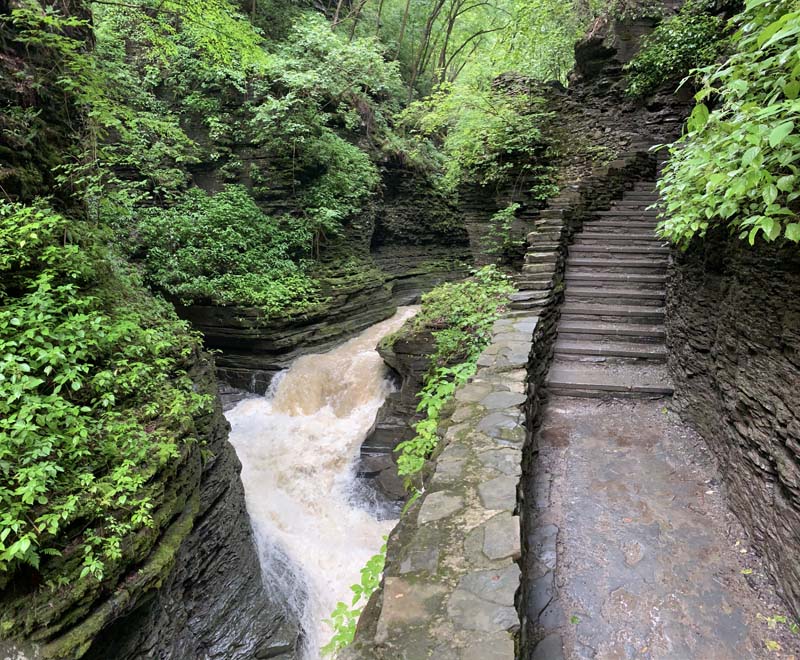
left=545, top=181, right=674, bottom=398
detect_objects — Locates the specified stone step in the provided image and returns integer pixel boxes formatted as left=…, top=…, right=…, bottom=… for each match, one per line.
left=558, top=320, right=666, bottom=343
left=522, top=263, right=558, bottom=275
left=569, top=245, right=669, bottom=255
left=525, top=242, right=561, bottom=252
left=524, top=251, right=559, bottom=264
left=510, top=299, right=549, bottom=311
left=566, top=258, right=668, bottom=272
left=515, top=277, right=555, bottom=291
left=527, top=231, right=562, bottom=244
left=554, top=339, right=667, bottom=360
left=581, top=225, right=661, bottom=234
left=561, top=303, right=665, bottom=323
left=621, top=193, right=659, bottom=200
left=565, top=286, right=665, bottom=305
left=546, top=362, right=673, bottom=398
left=510, top=290, right=551, bottom=302
left=612, top=199, right=662, bottom=207
left=574, top=235, right=661, bottom=245
left=595, top=210, right=659, bottom=218
left=565, top=271, right=666, bottom=282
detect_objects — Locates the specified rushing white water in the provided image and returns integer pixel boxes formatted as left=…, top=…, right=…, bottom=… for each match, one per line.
left=225, top=306, right=418, bottom=659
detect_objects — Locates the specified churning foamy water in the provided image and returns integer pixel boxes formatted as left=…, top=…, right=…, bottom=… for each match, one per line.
left=225, top=307, right=418, bottom=658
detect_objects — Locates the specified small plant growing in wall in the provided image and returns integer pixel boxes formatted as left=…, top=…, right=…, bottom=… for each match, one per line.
left=321, top=540, right=387, bottom=656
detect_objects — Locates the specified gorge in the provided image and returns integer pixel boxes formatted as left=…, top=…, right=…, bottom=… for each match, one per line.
left=2, top=0, right=800, bottom=659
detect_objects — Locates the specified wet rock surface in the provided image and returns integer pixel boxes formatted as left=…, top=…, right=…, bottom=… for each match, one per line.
left=82, top=356, right=301, bottom=660
left=668, top=228, right=800, bottom=620
left=525, top=398, right=799, bottom=659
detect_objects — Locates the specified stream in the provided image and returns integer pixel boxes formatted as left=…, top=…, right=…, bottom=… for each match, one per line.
left=225, top=306, right=418, bottom=658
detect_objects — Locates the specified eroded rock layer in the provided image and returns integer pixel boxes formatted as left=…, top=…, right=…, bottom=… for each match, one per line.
left=667, top=229, right=800, bottom=617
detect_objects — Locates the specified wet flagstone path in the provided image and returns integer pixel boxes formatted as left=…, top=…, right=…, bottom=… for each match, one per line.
left=525, top=183, right=800, bottom=659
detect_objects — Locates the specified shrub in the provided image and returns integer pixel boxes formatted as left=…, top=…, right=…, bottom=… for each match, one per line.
left=625, top=0, right=729, bottom=98
left=0, top=201, right=210, bottom=582
left=134, top=185, right=322, bottom=315
left=657, top=0, right=800, bottom=247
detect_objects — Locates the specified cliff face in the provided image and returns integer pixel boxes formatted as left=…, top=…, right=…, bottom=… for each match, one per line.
left=82, top=355, right=300, bottom=660
left=666, top=230, right=800, bottom=618
left=184, top=160, right=472, bottom=394
left=0, top=4, right=300, bottom=656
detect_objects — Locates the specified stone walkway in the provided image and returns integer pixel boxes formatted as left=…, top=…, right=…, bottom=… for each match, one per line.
left=525, top=184, right=797, bottom=659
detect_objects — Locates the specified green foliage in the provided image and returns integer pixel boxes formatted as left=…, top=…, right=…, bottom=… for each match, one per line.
left=133, top=186, right=322, bottom=314
left=626, top=0, right=729, bottom=98
left=657, top=0, right=800, bottom=247
left=322, top=540, right=387, bottom=656
left=487, top=202, right=523, bottom=257
left=0, top=200, right=209, bottom=581
left=394, top=266, right=514, bottom=478
left=401, top=83, right=557, bottom=193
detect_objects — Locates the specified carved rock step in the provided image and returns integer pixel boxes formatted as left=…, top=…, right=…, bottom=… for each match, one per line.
left=546, top=362, right=673, bottom=398
left=618, top=194, right=659, bottom=201
left=595, top=210, right=659, bottom=218
left=561, top=303, right=665, bottom=323
left=611, top=199, right=662, bottom=207
left=566, top=259, right=668, bottom=275
left=514, top=277, right=554, bottom=291
left=558, top=320, right=666, bottom=343
left=565, top=272, right=666, bottom=285
left=580, top=226, right=661, bottom=235
left=574, top=235, right=661, bottom=245
left=569, top=245, right=669, bottom=255
left=565, top=287, right=665, bottom=306
left=554, top=339, right=667, bottom=360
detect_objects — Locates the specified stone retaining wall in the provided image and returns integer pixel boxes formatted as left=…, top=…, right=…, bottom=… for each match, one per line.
left=666, top=228, right=800, bottom=618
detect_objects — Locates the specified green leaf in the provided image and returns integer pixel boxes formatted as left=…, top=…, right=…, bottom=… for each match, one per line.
left=784, top=80, right=800, bottom=100
left=742, top=146, right=760, bottom=167
left=769, top=121, right=794, bottom=148
left=785, top=223, right=800, bottom=242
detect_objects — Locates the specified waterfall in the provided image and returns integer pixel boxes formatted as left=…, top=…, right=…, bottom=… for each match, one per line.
left=225, top=306, right=418, bottom=658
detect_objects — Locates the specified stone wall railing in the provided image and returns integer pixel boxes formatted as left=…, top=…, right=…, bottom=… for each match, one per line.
left=345, top=150, right=656, bottom=659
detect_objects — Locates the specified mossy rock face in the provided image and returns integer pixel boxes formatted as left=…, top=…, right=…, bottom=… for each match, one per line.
left=0, top=353, right=301, bottom=660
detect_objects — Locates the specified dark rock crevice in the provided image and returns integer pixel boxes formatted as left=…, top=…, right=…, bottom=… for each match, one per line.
left=80, top=354, right=302, bottom=660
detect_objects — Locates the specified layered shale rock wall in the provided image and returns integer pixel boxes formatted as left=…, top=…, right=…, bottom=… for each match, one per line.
left=0, top=6, right=299, bottom=655
left=666, top=230, right=800, bottom=618
left=185, top=161, right=472, bottom=394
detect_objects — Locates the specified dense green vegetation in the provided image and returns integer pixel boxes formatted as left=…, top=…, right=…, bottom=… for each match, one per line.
left=134, top=186, right=321, bottom=313
left=657, top=0, right=800, bottom=246
left=625, top=0, right=730, bottom=98
left=0, top=200, right=209, bottom=583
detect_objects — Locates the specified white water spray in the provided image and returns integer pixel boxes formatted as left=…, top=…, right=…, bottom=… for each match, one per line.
left=225, top=307, right=418, bottom=658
